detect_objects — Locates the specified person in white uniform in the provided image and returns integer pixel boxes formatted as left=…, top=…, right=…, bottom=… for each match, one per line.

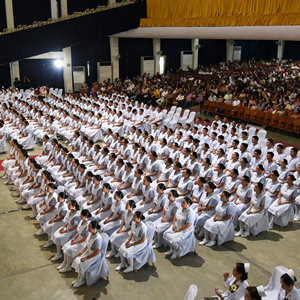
left=263, top=170, right=281, bottom=205
left=42, top=192, right=69, bottom=248
left=99, top=190, right=125, bottom=235
left=191, top=176, right=206, bottom=209
left=135, top=176, right=155, bottom=213
left=268, top=175, right=297, bottom=229
left=80, top=175, right=103, bottom=211
left=244, top=285, right=266, bottom=300
left=163, top=197, right=196, bottom=259
left=51, top=200, right=81, bottom=261
left=122, top=168, right=143, bottom=204
left=237, top=182, right=266, bottom=238
left=116, top=211, right=148, bottom=273
left=144, top=183, right=167, bottom=222
left=214, top=262, right=250, bottom=300
left=202, top=191, right=234, bottom=247
left=55, top=208, right=92, bottom=274
left=152, top=189, right=180, bottom=249
left=223, top=169, right=240, bottom=201
left=107, top=200, right=136, bottom=258
left=71, top=221, right=103, bottom=288
left=278, top=270, right=300, bottom=300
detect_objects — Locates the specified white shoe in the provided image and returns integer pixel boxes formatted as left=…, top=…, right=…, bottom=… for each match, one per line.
left=171, top=252, right=177, bottom=260
left=35, top=228, right=46, bottom=236
left=15, top=198, right=21, bottom=203
left=51, top=253, right=63, bottom=261
left=10, top=187, right=17, bottom=191
left=17, top=198, right=27, bottom=204
left=13, top=192, right=20, bottom=197
left=57, top=263, right=66, bottom=270
left=73, top=279, right=86, bottom=288
left=1, top=174, right=8, bottom=179
left=153, top=243, right=162, bottom=249
left=106, top=251, right=116, bottom=258
left=199, top=238, right=209, bottom=245
left=165, top=249, right=173, bottom=256
left=294, top=215, right=300, bottom=221
left=22, top=203, right=31, bottom=210
left=123, top=266, right=134, bottom=273
left=269, top=223, right=273, bottom=230
left=4, top=180, right=11, bottom=185
left=235, top=230, right=243, bottom=237
left=29, top=214, right=37, bottom=219
left=151, top=240, right=155, bottom=245
left=241, top=231, right=250, bottom=238
left=59, top=267, right=72, bottom=273
left=72, top=278, right=79, bottom=285
left=115, top=252, right=120, bottom=258
left=43, top=240, right=54, bottom=248
left=206, top=240, right=216, bottom=247
left=115, top=264, right=126, bottom=271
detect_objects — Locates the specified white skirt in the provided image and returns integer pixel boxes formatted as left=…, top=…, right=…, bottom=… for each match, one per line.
left=72, top=250, right=100, bottom=273
left=163, top=226, right=193, bottom=246
left=43, top=220, right=65, bottom=236
left=28, top=195, right=45, bottom=206
left=239, top=209, right=264, bottom=227
left=204, top=217, right=231, bottom=235
left=110, top=226, right=130, bottom=248
left=62, top=239, right=86, bottom=258
left=2, top=159, right=16, bottom=170
left=119, top=237, right=147, bottom=259
left=135, top=200, right=153, bottom=214
left=51, top=228, right=77, bottom=246
left=144, top=211, right=162, bottom=223
left=153, top=217, right=172, bottom=234
left=268, top=200, right=292, bottom=217
left=36, top=209, right=57, bottom=224
left=99, top=219, right=122, bottom=235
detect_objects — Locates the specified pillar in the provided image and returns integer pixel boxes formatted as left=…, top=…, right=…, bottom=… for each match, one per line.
left=50, top=0, right=58, bottom=19
left=110, top=37, right=119, bottom=79
left=60, top=0, right=68, bottom=16
left=191, top=39, right=199, bottom=69
left=108, top=0, right=116, bottom=4
left=277, top=41, right=285, bottom=60
left=153, top=38, right=161, bottom=75
left=226, top=40, right=234, bottom=62
left=63, top=47, right=73, bottom=93
left=10, top=62, right=20, bottom=87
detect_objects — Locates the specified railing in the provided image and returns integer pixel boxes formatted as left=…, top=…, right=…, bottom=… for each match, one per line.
left=0, top=0, right=140, bottom=35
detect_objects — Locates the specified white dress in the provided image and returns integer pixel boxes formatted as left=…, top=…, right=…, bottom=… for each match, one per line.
left=196, top=192, right=219, bottom=226
left=144, top=193, right=167, bottom=222
left=135, top=185, right=155, bottom=213
left=218, top=276, right=249, bottom=300
left=110, top=210, right=134, bottom=248
left=72, top=232, right=102, bottom=273
left=234, top=185, right=252, bottom=215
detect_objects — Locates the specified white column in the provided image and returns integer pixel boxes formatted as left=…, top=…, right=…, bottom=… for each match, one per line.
left=191, top=39, right=199, bottom=69
left=60, top=0, right=68, bottom=16
left=63, top=47, right=73, bottom=93
left=10, top=61, right=20, bottom=87
left=50, top=0, right=58, bottom=19
left=108, top=0, right=116, bottom=4
left=153, top=38, right=161, bottom=75
left=226, top=40, right=234, bottom=62
left=110, top=37, right=119, bottom=79
left=5, top=0, right=14, bottom=29
left=277, top=41, right=285, bottom=60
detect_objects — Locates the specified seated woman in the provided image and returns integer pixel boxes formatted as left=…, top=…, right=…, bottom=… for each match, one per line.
left=117, top=211, right=148, bottom=273
left=199, top=158, right=213, bottom=182
left=110, top=162, right=134, bottom=194
left=224, top=152, right=240, bottom=175
left=279, top=270, right=300, bottom=300
left=191, top=176, right=206, bottom=209
left=123, top=169, right=143, bottom=204
left=164, top=162, right=182, bottom=193
left=143, top=151, right=161, bottom=181
left=214, top=263, right=250, bottom=300
left=102, top=158, right=124, bottom=185
left=277, top=159, right=290, bottom=184
left=233, top=176, right=252, bottom=224
left=268, top=175, right=297, bottom=229
left=35, top=183, right=58, bottom=236
left=223, top=169, right=240, bottom=201
left=134, top=146, right=149, bottom=172
left=100, top=153, right=117, bottom=183
left=263, top=170, right=281, bottom=205
left=244, top=286, right=266, bottom=300
left=51, top=200, right=81, bottom=261
left=196, top=182, right=218, bottom=238
left=92, top=183, right=113, bottom=223
left=176, top=169, right=194, bottom=203
left=144, top=183, right=167, bottom=222
left=81, top=175, right=103, bottom=211
left=151, top=158, right=173, bottom=188
left=99, top=190, right=125, bottom=235
left=249, top=165, right=266, bottom=189
left=153, top=190, right=179, bottom=249
left=202, top=191, right=233, bottom=247
left=238, top=158, right=251, bottom=180
left=58, top=209, right=91, bottom=273
left=71, top=221, right=103, bottom=288
left=75, top=172, right=94, bottom=208
left=163, top=197, right=196, bottom=260
left=43, top=192, right=69, bottom=248
left=107, top=200, right=136, bottom=258
left=212, top=163, right=227, bottom=195
left=237, top=182, right=266, bottom=238
left=135, top=176, right=155, bottom=213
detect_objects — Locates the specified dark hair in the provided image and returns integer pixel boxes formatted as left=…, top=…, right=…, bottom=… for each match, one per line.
left=254, top=149, right=262, bottom=155
left=291, top=147, right=299, bottom=154
left=90, top=220, right=100, bottom=230
left=94, top=175, right=103, bottom=182
left=207, top=182, right=216, bottom=190
left=103, top=183, right=111, bottom=190
left=115, top=190, right=124, bottom=199
left=169, top=189, right=179, bottom=198
left=236, top=263, right=248, bottom=281
left=204, top=158, right=211, bottom=165
left=222, top=191, right=231, bottom=199
left=246, top=287, right=261, bottom=300
left=145, top=175, right=152, bottom=183
left=288, top=174, right=296, bottom=181
left=257, top=164, right=264, bottom=171
left=126, top=162, right=133, bottom=169
left=47, top=182, right=57, bottom=190
left=183, top=197, right=193, bottom=206
left=81, top=209, right=92, bottom=219
left=272, top=170, right=279, bottom=177
left=243, top=175, right=250, bottom=183
left=127, top=200, right=136, bottom=209
left=256, top=182, right=264, bottom=192
left=281, top=273, right=297, bottom=286
left=267, top=151, right=274, bottom=158
left=70, top=200, right=80, bottom=210
left=218, top=163, right=225, bottom=170
left=157, top=183, right=166, bottom=191
left=151, top=151, right=158, bottom=158
left=135, top=211, right=145, bottom=221
left=252, top=136, right=259, bottom=142
left=58, top=192, right=68, bottom=200
left=175, top=162, right=182, bottom=168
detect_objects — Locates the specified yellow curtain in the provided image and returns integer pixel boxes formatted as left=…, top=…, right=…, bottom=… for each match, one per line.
left=141, top=0, right=300, bottom=27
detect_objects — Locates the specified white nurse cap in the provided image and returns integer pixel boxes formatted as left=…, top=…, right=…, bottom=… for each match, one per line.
left=244, top=263, right=250, bottom=273
left=257, top=285, right=266, bottom=297
left=287, top=269, right=295, bottom=281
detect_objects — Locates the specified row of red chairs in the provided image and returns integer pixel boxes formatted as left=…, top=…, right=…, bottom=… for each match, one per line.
left=202, top=100, right=300, bottom=134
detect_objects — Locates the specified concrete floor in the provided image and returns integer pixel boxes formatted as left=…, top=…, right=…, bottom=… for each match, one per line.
left=0, top=132, right=300, bottom=300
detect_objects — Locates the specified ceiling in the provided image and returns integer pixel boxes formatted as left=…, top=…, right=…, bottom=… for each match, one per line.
left=111, top=26, right=300, bottom=41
